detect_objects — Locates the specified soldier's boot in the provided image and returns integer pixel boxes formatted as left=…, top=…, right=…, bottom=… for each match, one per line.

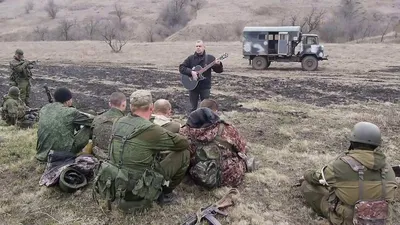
left=156, top=191, right=177, bottom=205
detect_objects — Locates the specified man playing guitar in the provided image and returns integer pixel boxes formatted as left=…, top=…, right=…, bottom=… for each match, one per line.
left=179, top=40, right=224, bottom=113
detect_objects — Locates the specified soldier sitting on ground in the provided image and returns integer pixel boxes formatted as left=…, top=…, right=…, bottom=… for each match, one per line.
left=150, top=99, right=181, bottom=133
left=91, top=92, right=126, bottom=160
left=299, top=122, right=398, bottom=225
left=179, top=107, right=250, bottom=189
left=1, top=86, right=37, bottom=128
left=36, top=87, right=94, bottom=162
left=93, top=90, right=190, bottom=213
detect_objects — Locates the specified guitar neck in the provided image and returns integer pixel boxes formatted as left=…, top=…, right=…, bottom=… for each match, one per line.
left=198, top=61, right=217, bottom=74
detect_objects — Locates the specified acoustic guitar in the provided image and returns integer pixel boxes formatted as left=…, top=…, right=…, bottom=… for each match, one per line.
left=181, top=53, right=228, bottom=90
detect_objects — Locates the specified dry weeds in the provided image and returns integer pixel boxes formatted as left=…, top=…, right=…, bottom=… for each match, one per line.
left=0, top=40, right=399, bottom=224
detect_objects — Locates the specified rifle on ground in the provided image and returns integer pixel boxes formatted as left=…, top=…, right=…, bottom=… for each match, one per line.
left=43, top=85, right=53, bottom=103
left=182, top=188, right=239, bottom=225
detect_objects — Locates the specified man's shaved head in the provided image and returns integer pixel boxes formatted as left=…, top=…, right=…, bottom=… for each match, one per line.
left=154, top=99, right=172, bottom=115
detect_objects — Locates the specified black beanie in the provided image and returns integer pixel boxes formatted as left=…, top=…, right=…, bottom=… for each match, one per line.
left=54, top=87, right=72, bottom=103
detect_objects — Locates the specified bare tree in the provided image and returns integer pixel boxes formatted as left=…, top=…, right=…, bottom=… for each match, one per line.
left=44, top=0, right=59, bottom=19
left=379, top=16, right=398, bottom=42
left=84, top=17, right=100, bottom=40
left=58, top=19, right=75, bottom=41
left=33, top=26, right=48, bottom=41
left=25, top=0, right=34, bottom=14
left=144, top=23, right=156, bottom=42
left=100, top=20, right=128, bottom=53
left=114, top=3, right=124, bottom=24
left=304, top=7, right=326, bottom=33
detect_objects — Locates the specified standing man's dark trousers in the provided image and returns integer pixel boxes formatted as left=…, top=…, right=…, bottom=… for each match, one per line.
left=189, top=88, right=210, bottom=112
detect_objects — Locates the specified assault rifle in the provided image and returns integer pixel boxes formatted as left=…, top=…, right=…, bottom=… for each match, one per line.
left=43, top=85, right=53, bottom=103
left=181, top=188, right=239, bottom=225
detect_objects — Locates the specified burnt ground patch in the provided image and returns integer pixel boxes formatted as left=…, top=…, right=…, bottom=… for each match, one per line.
left=0, top=64, right=399, bottom=114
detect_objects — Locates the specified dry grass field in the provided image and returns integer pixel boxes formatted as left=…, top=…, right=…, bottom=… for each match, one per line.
left=0, top=40, right=400, bottom=225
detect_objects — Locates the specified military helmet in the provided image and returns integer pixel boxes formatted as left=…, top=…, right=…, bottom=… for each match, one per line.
left=58, top=167, right=87, bottom=193
left=349, top=122, right=382, bottom=146
left=15, top=49, right=24, bottom=55
left=8, top=86, right=20, bottom=97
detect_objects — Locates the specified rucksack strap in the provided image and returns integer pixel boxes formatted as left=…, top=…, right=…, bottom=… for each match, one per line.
left=341, top=155, right=388, bottom=201
left=341, top=156, right=365, bottom=200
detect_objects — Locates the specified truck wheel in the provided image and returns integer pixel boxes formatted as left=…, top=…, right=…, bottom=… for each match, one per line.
left=252, top=56, right=268, bottom=70
left=301, top=56, right=318, bottom=71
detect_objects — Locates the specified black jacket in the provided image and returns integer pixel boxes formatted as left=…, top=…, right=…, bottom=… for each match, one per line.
left=179, top=51, right=223, bottom=90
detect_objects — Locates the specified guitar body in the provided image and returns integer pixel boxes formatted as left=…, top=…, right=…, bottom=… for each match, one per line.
left=181, top=65, right=206, bottom=91
left=180, top=53, right=228, bottom=91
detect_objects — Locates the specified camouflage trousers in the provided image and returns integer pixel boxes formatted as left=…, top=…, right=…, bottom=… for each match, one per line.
left=300, top=181, right=355, bottom=225
left=11, top=79, right=30, bottom=106
left=118, top=150, right=190, bottom=212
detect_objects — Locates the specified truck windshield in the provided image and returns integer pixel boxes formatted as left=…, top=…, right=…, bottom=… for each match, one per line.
left=304, top=36, right=319, bottom=45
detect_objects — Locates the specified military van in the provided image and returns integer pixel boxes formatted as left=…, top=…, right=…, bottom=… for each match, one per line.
left=242, top=26, right=328, bottom=71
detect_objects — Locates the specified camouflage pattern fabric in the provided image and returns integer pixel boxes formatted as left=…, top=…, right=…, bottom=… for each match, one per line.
left=301, top=149, right=398, bottom=225
left=180, top=121, right=247, bottom=187
left=1, top=94, right=36, bottom=128
left=91, top=107, right=124, bottom=160
left=36, top=102, right=94, bottom=162
left=9, top=57, right=33, bottom=105
left=353, top=200, right=389, bottom=225
left=150, top=114, right=181, bottom=133
left=39, top=150, right=99, bottom=187
left=93, top=113, right=189, bottom=211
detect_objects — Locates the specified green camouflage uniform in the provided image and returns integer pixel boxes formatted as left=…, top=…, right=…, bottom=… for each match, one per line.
left=94, top=113, right=189, bottom=212
left=301, top=149, right=398, bottom=225
left=150, top=114, right=181, bottom=133
left=1, top=93, right=27, bottom=126
left=36, top=102, right=94, bottom=162
left=91, top=107, right=125, bottom=160
left=9, top=56, right=34, bottom=105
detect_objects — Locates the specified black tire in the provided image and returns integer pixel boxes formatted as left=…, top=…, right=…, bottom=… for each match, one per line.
left=301, top=56, right=318, bottom=71
left=252, top=56, right=268, bottom=70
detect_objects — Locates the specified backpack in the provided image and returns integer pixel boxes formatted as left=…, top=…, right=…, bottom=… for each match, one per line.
left=189, top=123, right=231, bottom=189
left=341, top=156, right=389, bottom=225
left=92, top=117, right=165, bottom=211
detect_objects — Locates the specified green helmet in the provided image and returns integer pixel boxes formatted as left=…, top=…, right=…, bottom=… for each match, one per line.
left=15, top=49, right=24, bottom=55
left=349, top=122, right=382, bottom=146
left=58, top=167, right=87, bottom=193
left=8, top=86, right=20, bottom=98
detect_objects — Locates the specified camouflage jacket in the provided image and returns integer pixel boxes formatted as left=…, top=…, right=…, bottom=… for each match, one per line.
left=179, top=120, right=247, bottom=187
left=91, top=107, right=125, bottom=158
left=9, top=57, right=32, bottom=81
left=150, top=114, right=181, bottom=133
left=109, top=113, right=189, bottom=172
left=36, top=102, right=94, bottom=162
left=1, top=95, right=27, bottom=125
left=304, top=149, right=398, bottom=224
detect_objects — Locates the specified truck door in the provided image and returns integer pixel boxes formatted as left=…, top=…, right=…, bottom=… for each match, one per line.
left=278, top=32, right=289, bottom=55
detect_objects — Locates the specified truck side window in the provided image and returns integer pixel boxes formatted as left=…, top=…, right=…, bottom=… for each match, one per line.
left=258, top=34, right=266, bottom=40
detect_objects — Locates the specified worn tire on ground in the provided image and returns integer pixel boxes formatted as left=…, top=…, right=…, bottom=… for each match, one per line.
left=301, top=56, right=318, bottom=71
left=252, top=56, right=268, bottom=70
